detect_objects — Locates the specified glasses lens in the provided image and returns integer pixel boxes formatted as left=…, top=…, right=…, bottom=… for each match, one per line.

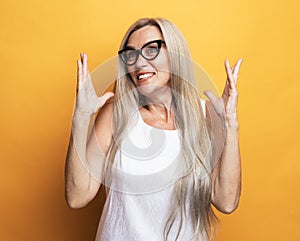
left=142, top=42, right=160, bottom=60
left=121, top=50, right=138, bottom=65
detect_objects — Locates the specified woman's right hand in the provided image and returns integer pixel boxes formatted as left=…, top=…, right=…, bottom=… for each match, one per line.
left=75, top=53, right=114, bottom=114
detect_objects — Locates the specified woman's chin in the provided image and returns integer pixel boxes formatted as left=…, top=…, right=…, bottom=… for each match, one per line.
left=137, top=84, right=158, bottom=96
left=137, top=84, right=171, bottom=100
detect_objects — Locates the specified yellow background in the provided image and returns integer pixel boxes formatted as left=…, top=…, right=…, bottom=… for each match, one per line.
left=1, top=0, right=299, bottom=240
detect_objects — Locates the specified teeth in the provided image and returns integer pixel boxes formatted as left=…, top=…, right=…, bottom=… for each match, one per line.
left=138, top=73, right=152, bottom=80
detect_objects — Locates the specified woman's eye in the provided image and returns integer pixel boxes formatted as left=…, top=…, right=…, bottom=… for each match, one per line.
left=146, top=47, right=158, bottom=55
left=126, top=51, right=136, bottom=59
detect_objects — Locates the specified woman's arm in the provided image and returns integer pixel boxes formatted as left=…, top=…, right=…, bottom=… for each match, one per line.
left=209, top=107, right=241, bottom=214
left=204, top=59, right=243, bottom=214
left=65, top=53, right=114, bottom=209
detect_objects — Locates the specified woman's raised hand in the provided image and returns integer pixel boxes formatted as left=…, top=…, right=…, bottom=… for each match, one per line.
left=75, top=53, right=114, bottom=114
left=204, top=59, right=243, bottom=125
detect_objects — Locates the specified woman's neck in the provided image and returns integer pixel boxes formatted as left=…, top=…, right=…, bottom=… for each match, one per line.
left=143, top=95, right=173, bottom=123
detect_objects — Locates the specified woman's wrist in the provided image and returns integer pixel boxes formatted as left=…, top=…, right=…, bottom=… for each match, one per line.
left=72, top=110, right=94, bottom=126
left=224, top=113, right=239, bottom=130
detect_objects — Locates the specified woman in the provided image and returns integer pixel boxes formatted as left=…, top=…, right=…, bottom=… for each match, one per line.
left=65, top=18, right=242, bottom=241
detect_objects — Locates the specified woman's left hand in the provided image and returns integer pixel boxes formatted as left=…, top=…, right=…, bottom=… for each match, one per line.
left=204, top=59, right=243, bottom=126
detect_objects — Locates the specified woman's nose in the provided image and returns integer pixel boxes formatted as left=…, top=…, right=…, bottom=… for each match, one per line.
left=135, top=53, right=148, bottom=68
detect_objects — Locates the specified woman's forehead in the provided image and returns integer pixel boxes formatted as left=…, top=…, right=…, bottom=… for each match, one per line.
left=126, top=25, right=163, bottom=48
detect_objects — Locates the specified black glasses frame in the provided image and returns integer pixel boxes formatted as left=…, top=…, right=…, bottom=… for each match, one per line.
left=118, top=39, right=166, bottom=66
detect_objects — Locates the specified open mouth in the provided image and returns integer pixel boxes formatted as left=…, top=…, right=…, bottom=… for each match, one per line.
left=137, top=72, right=154, bottom=82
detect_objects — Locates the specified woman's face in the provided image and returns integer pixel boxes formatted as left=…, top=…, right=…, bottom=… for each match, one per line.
left=125, top=25, right=170, bottom=97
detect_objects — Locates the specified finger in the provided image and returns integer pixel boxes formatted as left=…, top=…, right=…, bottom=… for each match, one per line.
left=77, top=59, right=82, bottom=80
left=203, top=90, right=217, bottom=104
left=77, top=58, right=83, bottom=91
left=225, top=59, right=236, bottom=91
left=221, top=79, right=230, bottom=97
left=97, top=92, right=115, bottom=109
left=82, top=53, right=88, bottom=83
left=102, top=92, right=115, bottom=101
left=80, top=52, right=84, bottom=69
left=231, top=65, right=236, bottom=74
left=233, top=58, right=243, bottom=81
left=231, top=61, right=238, bottom=75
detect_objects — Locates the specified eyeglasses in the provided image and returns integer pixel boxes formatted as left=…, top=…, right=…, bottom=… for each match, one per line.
left=118, top=39, right=166, bottom=66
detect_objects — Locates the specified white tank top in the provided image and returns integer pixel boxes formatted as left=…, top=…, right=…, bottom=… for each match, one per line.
left=95, top=100, right=206, bottom=241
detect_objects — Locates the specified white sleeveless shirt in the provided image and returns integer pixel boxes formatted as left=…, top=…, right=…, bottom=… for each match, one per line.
left=95, top=101, right=206, bottom=241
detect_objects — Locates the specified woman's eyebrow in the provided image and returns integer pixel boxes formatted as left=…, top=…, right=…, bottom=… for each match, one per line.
left=125, top=39, right=161, bottom=50
left=124, top=45, right=136, bottom=50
